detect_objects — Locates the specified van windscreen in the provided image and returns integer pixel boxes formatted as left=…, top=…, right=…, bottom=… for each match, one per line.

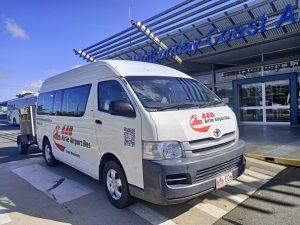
left=126, top=76, right=222, bottom=111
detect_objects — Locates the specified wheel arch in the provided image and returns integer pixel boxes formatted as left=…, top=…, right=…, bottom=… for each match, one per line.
left=42, top=136, right=50, bottom=148
left=99, top=152, right=126, bottom=183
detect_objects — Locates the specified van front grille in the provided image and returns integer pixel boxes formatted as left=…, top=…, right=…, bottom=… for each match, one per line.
left=191, top=140, right=235, bottom=154
left=166, top=173, right=190, bottom=186
left=195, top=156, right=243, bottom=182
left=189, top=131, right=235, bottom=145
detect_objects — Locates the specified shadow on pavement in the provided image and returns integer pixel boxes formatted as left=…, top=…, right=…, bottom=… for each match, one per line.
left=0, top=146, right=42, bottom=164
left=0, top=123, right=299, bottom=224
left=0, top=120, right=42, bottom=163
left=0, top=162, right=299, bottom=225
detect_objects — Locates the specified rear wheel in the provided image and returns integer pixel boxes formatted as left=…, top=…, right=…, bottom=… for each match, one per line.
left=17, top=137, right=28, bottom=154
left=43, top=140, right=59, bottom=167
left=103, top=160, right=133, bottom=208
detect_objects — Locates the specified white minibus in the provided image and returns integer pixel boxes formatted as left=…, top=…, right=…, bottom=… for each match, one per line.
left=36, top=60, right=245, bottom=208
left=7, top=95, right=37, bottom=125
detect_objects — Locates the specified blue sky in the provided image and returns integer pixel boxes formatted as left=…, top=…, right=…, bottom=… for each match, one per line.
left=0, top=0, right=181, bottom=101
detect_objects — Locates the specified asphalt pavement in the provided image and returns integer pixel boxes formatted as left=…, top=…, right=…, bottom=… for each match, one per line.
left=0, top=120, right=41, bottom=164
left=215, top=166, right=300, bottom=225
left=0, top=120, right=299, bottom=225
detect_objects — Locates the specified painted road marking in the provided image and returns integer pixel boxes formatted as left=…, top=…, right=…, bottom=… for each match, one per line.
left=244, top=169, right=272, bottom=180
left=0, top=157, right=43, bottom=168
left=228, top=180, right=256, bottom=193
left=0, top=206, right=11, bottom=225
left=246, top=157, right=286, bottom=170
left=237, top=174, right=265, bottom=185
left=129, top=203, right=177, bottom=225
left=248, top=166, right=277, bottom=177
left=2, top=132, right=18, bottom=137
left=189, top=200, right=227, bottom=218
left=2, top=156, right=283, bottom=225
left=0, top=135, right=16, bottom=142
left=12, top=164, right=93, bottom=204
left=213, top=190, right=247, bottom=205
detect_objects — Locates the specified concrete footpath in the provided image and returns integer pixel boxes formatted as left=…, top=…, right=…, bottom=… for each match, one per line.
left=240, top=125, right=300, bottom=167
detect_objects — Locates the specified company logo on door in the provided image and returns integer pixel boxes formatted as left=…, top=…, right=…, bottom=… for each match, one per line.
left=189, top=112, right=230, bottom=132
left=53, top=125, right=91, bottom=153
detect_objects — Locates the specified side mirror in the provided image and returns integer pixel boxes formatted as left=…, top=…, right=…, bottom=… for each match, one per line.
left=109, top=100, right=136, bottom=118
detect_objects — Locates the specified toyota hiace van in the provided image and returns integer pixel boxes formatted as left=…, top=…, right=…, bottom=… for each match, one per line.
left=36, top=60, right=245, bottom=208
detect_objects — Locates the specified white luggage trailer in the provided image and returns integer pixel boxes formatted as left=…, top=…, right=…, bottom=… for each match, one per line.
left=17, top=106, right=38, bottom=154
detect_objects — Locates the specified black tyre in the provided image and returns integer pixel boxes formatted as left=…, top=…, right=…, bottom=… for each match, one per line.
left=103, top=160, right=133, bottom=208
left=17, top=137, right=29, bottom=154
left=43, top=139, right=59, bottom=167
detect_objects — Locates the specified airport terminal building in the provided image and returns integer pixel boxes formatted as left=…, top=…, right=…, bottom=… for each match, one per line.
left=75, top=0, right=300, bottom=126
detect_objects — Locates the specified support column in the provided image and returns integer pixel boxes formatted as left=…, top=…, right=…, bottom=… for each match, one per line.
left=290, top=74, right=298, bottom=125
left=212, top=64, right=216, bottom=93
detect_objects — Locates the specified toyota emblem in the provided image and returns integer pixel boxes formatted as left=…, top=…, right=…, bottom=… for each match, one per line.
left=213, top=129, right=221, bottom=138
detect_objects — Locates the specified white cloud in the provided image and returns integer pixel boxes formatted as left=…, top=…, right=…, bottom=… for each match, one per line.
left=5, top=19, right=29, bottom=40
left=72, top=64, right=82, bottom=69
left=22, top=80, right=43, bottom=93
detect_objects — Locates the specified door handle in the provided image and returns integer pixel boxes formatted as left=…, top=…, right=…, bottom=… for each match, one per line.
left=95, top=119, right=102, bottom=124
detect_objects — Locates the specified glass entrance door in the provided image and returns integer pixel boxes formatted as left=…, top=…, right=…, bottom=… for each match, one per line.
left=240, top=83, right=263, bottom=122
left=240, top=80, right=290, bottom=124
left=265, top=80, right=290, bottom=122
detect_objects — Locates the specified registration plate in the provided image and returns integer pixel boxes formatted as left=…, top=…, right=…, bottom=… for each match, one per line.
left=216, top=172, right=233, bottom=189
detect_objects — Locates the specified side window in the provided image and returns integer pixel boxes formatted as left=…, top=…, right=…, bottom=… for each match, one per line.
left=53, top=90, right=63, bottom=115
left=98, top=80, right=130, bottom=112
left=37, top=92, right=54, bottom=115
left=61, top=84, right=91, bottom=117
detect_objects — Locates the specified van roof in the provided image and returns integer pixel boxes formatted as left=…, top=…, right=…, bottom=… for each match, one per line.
left=7, top=94, right=38, bottom=102
left=102, top=60, right=189, bottom=77
left=41, top=60, right=190, bottom=93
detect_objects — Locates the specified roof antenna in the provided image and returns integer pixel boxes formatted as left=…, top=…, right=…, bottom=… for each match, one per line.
left=129, top=1, right=133, bottom=46
left=128, top=5, right=132, bottom=25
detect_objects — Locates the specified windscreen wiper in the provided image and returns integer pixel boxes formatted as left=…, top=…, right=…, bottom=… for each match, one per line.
left=156, top=103, right=199, bottom=111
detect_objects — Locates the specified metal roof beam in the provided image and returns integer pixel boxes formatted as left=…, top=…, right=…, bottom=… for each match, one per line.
left=89, top=0, right=228, bottom=57
left=131, top=20, right=183, bottom=64
left=92, top=0, right=244, bottom=59
left=89, top=0, right=239, bottom=57
left=84, top=0, right=198, bottom=54
left=93, top=0, right=290, bottom=60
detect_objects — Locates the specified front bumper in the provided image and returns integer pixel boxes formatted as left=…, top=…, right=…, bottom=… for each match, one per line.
left=130, top=140, right=246, bottom=205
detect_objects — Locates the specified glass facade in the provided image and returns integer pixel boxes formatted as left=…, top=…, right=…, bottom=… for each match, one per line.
left=195, top=60, right=300, bottom=124
left=196, top=74, right=212, bottom=90
left=240, top=83, right=263, bottom=107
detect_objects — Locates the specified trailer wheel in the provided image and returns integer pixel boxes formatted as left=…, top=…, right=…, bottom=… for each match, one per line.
left=17, top=137, right=29, bottom=154
left=103, top=160, right=133, bottom=208
left=43, top=140, right=59, bottom=167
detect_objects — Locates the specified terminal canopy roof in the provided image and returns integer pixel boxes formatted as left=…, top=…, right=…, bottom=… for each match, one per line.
left=77, top=0, right=300, bottom=73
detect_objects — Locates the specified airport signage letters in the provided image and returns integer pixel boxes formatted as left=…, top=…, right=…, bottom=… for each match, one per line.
left=132, top=4, right=297, bottom=63
left=222, top=60, right=300, bottom=77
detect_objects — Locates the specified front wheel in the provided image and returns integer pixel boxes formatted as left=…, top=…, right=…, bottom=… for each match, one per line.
left=103, top=161, right=133, bottom=208
left=43, top=140, right=59, bottom=167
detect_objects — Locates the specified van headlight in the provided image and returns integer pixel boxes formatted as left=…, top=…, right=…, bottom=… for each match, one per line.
left=143, top=141, right=182, bottom=160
